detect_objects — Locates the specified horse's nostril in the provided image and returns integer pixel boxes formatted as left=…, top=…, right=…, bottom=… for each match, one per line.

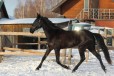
left=30, top=29, right=34, bottom=33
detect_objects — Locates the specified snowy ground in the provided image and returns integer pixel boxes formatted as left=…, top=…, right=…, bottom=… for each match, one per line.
left=0, top=49, right=114, bottom=76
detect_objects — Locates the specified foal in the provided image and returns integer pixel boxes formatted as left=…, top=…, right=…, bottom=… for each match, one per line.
left=30, top=14, right=112, bottom=72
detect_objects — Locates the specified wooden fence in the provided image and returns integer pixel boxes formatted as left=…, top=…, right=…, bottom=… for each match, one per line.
left=0, top=32, right=72, bottom=64
left=0, top=28, right=114, bottom=64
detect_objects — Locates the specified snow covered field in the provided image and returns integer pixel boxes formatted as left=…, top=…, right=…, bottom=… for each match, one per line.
left=0, top=49, right=114, bottom=76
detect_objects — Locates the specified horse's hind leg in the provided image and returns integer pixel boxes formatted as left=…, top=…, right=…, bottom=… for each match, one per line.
left=88, top=46, right=106, bottom=72
left=72, top=47, right=86, bottom=72
left=54, top=49, right=70, bottom=69
left=36, top=48, right=52, bottom=70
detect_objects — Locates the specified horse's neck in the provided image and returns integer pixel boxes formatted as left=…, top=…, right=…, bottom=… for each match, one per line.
left=42, top=21, right=63, bottom=39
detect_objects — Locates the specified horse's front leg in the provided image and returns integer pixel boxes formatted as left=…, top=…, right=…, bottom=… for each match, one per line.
left=54, top=48, right=70, bottom=69
left=36, top=48, right=52, bottom=70
left=72, top=47, right=86, bottom=72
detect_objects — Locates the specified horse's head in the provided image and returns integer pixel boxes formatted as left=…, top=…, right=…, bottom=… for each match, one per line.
left=30, top=13, right=44, bottom=33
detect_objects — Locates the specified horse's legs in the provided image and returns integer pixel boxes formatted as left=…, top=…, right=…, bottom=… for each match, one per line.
left=36, top=48, right=52, bottom=70
left=54, top=49, right=70, bottom=69
left=72, top=48, right=85, bottom=72
left=72, top=40, right=92, bottom=72
left=88, top=46, right=106, bottom=72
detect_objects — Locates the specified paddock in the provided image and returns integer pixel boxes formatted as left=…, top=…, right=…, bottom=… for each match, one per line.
left=0, top=32, right=72, bottom=64
left=0, top=27, right=114, bottom=64
left=0, top=18, right=74, bottom=63
left=0, top=18, right=114, bottom=65
left=0, top=18, right=72, bottom=49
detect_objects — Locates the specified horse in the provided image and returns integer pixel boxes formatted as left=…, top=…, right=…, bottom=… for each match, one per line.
left=30, top=14, right=112, bottom=73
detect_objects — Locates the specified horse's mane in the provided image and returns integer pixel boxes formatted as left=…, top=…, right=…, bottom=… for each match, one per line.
left=42, top=17, right=63, bottom=31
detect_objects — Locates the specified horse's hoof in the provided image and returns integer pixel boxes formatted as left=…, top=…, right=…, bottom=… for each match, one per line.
left=66, top=66, right=69, bottom=69
left=35, top=68, right=39, bottom=70
left=68, top=66, right=71, bottom=70
left=64, top=66, right=70, bottom=69
left=104, top=69, right=107, bottom=73
left=72, top=70, right=75, bottom=73
left=35, top=67, right=40, bottom=70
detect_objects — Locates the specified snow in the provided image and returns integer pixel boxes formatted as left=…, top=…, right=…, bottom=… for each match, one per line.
left=0, top=18, right=73, bottom=24
left=0, top=18, right=114, bottom=76
left=89, top=26, right=113, bottom=34
left=74, top=22, right=91, bottom=26
left=91, top=26, right=105, bottom=29
left=89, top=29, right=104, bottom=34
left=0, top=49, right=114, bottom=76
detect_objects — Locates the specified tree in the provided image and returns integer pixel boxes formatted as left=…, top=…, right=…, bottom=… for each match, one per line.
left=24, top=0, right=36, bottom=18
left=14, top=0, right=61, bottom=18
left=14, top=0, right=25, bottom=18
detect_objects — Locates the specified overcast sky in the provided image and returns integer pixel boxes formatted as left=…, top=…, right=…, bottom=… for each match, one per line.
left=4, top=0, right=18, bottom=17
left=4, top=0, right=26, bottom=17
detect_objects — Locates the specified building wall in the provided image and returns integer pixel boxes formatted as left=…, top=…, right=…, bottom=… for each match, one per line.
left=60, top=0, right=114, bottom=18
left=0, top=24, right=31, bottom=32
left=58, top=0, right=114, bottom=28
left=61, top=0, right=84, bottom=18
left=95, top=20, right=114, bottom=28
left=0, top=24, right=38, bottom=49
left=99, top=0, right=114, bottom=9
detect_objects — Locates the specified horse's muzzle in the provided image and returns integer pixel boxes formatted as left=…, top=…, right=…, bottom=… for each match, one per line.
left=30, top=28, right=34, bottom=33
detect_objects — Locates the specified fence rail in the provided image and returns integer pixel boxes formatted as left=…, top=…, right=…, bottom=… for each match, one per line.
left=0, top=32, right=45, bottom=37
left=0, top=32, right=69, bottom=64
left=0, top=30, right=114, bottom=64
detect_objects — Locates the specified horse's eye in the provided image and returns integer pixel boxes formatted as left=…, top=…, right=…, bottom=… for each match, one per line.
left=39, top=20, right=41, bottom=22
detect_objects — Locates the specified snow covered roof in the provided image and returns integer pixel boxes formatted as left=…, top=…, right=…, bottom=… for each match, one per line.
left=91, top=26, right=105, bottom=29
left=73, top=22, right=92, bottom=26
left=0, top=18, right=73, bottom=24
left=75, top=22, right=91, bottom=25
left=90, top=25, right=113, bottom=29
left=89, top=29, right=104, bottom=34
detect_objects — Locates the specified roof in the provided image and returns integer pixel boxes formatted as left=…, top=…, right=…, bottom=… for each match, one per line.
left=73, top=22, right=91, bottom=26
left=0, top=18, right=74, bottom=24
left=51, top=0, right=67, bottom=13
left=0, top=0, right=9, bottom=18
left=0, top=0, right=3, bottom=8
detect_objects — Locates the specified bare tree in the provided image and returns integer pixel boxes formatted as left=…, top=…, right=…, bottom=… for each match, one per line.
left=14, top=0, right=25, bottom=18
left=14, top=0, right=61, bottom=18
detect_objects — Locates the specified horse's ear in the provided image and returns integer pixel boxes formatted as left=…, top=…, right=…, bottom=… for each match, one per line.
left=37, top=13, right=41, bottom=19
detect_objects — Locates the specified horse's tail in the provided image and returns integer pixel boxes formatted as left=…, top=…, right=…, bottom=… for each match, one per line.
left=93, top=33, right=112, bottom=64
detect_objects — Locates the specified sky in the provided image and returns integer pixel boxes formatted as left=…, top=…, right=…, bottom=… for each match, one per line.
left=4, top=0, right=18, bottom=17
left=4, top=0, right=26, bottom=17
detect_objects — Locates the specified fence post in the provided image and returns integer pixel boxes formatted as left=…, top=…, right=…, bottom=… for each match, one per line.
left=67, top=48, right=72, bottom=65
left=0, top=36, right=3, bottom=62
left=61, top=49, right=66, bottom=64
left=85, top=49, right=89, bottom=63
left=112, top=29, right=114, bottom=47
left=38, top=37, right=40, bottom=49
left=104, top=28, right=107, bottom=45
left=98, top=29, right=100, bottom=34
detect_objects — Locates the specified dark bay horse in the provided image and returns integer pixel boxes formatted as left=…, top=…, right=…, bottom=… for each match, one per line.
left=30, top=14, right=112, bottom=72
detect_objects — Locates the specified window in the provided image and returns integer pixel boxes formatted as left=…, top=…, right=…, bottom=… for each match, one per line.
left=84, top=0, right=89, bottom=12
